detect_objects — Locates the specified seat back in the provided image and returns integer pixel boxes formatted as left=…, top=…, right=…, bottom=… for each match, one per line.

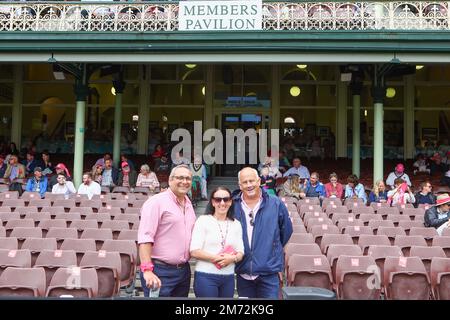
left=288, top=233, right=314, bottom=244
left=358, top=234, right=391, bottom=255
left=46, top=267, right=98, bottom=298
left=81, top=228, right=113, bottom=250
left=60, top=238, right=97, bottom=266
left=326, top=244, right=362, bottom=283
left=34, top=249, right=78, bottom=288
left=394, top=235, right=428, bottom=256
left=287, top=254, right=332, bottom=290
left=101, top=239, right=137, bottom=287
left=430, top=257, right=450, bottom=300
left=320, top=234, right=353, bottom=254
left=432, top=236, right=450, bottom=258
left=410, top=246, right=446, bottom=275
left=367, top=245, right=403, bottom=286
left=0, top=267, right=46, bottom=297
left=21, top=238, right=58, bottom=266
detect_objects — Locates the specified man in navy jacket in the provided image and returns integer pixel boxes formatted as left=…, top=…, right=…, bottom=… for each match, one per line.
left=233, top=167, right=293, bottom=298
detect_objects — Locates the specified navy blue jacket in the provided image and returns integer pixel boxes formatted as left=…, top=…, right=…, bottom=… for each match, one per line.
left=233, top=189, right=293, bottom=276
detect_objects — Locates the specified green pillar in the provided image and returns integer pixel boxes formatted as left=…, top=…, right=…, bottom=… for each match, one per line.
left=112, top=79, right=125, bottom=167
left=351, top=82, right=362, bottom=178
left=372, top=85, right=385, bottom=184
left=404, top=75, right=415, bottom=160
left=137, top=65, right=150, bottom=155
left=73, top=76, right=90, bottom=188
left=12, top=64, right=23, bottom=149
left=336, top=76, right=348, bottom=159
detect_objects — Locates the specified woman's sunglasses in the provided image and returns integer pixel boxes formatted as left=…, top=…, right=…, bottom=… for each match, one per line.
left=212, top=197, right=232, bottom=203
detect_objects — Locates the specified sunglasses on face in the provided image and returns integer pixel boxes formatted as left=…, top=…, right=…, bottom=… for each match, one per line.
left=212, top=197, right=231, bottom=204
left=249, top=210, right=254, bottom=227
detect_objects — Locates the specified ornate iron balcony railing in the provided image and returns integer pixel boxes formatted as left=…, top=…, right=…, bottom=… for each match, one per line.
left=0, top=1, right=448, bottom=32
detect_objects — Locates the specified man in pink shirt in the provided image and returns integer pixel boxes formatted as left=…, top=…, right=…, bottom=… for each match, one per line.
left=138, top=164, right=196, bottom=297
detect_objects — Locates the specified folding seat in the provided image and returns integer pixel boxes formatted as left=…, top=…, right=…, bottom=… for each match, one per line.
left=21, top=238, right=58, bottom=266
left=102, top=239, right=138, bottom=287
left=396, top=203, right=415, bottom=214
left=54, top=213, right=82, bottom=224
left=60, top=238, right=97, bottom=265
left=28, top=199, right=51, bottom=210
left=306, top=218, right=333, bottom=232
left=288, top=233, right=314, bottom=244
left=336, top=218, right=364, bottom=233
left=410, top=246, right=446, bottom=276
left=74, top=194, right=89, bottom=203
left=325, top=206, right=349, bottom=220
left=43, top=193, right=65, bottom=202
left=0, top=191, right=19, bottom=200
left=398, top=220, right=426, bottom=235
left=384, top=256, right=430, bottom=300
left=81, top=228, right=113, bottom=250
left=45, top=206, right=66, bottom=217
left=38, top=219, right=67, bottom=237
left=100, top=220, right=130, bottom=239
left=298, top=204, right=321, bottom=218
left=46, top=228, right=78, bottom=249
left=131, top=199, right=146, bottom=208
left=111, top=186, right=130, bottom=194
left=376, top=207, right=400, bottom=219
left=320, top=234, right=353, bottom=254
left=46, top=267, right=98, bottom=298
left=418, top=203, right=433, bottom=211
left=0, top=249, right=31, bottom=277
left=430, top=257, right=450, bottom=300
left=133, top=194, right=149, bottom=202
left=322, top=198, right=342, bottom=210
left=80, top=250, right=122, bottom=297
left=70, top=219, right=99, bottom=238
left=432, top=236, right=450, bottom=258
left=0, top=267, right=46, bottom=297
left=2, top=199, right=25, bottom=210
left=54, top=199, right=76, bottom=211
left=304, top=211, right=327, bottom=224
left=34, top=249, right=78, bottom=288
left=101, top=186, right=111, bottom=194
left=331, top=212, right=353, bottom=225
left=15, top=206, right=38, bottom=217
left=301, top=197, right=320, bottom=205
left=79, top=200, right=102, bottom=212
left=344, top=198, right=364, bottom=208
left=285, top=243, right=322, bottom=267
left=358, top=234, right=391, bottom=255
left=292, top=225, right=307, bottom=233
left=0, top=212, right=20, bottom=227
left=368, top=220, right=395, bottom=235
left=414, top=215, right=425, bottom=223
left=403, top=208, right=425, bottom=221
left=326, top=244, right=362, bottom=284
left=85, top=213, right=112, bottom=227
left=335, top=255, right=381, bottom=299
left=10, top=227, right=42, bottom=248
left=341, top=226, right=373, bottom=244
left=409, top=227, right=439, bottom=246
left=291, top=218, right=304, bottom=226
left=124, top=207, right=141, bottom=215
left=377, top=227, right=407, bottom=245
left=394, top=235, right=428, bottom=257
left=20, top=192, right=41, bottom=201
left=133, top=187, right=151, bottom=195
left=117, top=230, right=138, bottom=242
left=367, top=245, right=403, bottom=289
left=358, top=214, right=379, bottom=226
left=287, top=254, right=333, bottom=290
left=105, top=200, right=129, bottom=213
left=370, top=202, right=391, bottom=212
left=98, top=206, right=122, bottom=215
left=0, top=207, right=11, bottom=213
left=350, top=206, right=374, bottom=216
left=387, top=214, right=411, bottom=227
left=310, top=224, right=340, bottom=247
left=24, top=213, right=51, bottom=227
left=5, top=219, right=35, bottom=235
left=0, top=237, right=18, bottom=250
left=443, top=228, right=450, bottom=237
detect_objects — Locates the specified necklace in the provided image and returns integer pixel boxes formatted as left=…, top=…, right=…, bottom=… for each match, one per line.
left=215, top=216, right=229, bottom=249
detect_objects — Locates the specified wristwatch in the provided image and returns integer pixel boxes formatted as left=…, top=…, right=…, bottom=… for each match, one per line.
left=140, top=262, right=154, bottom=273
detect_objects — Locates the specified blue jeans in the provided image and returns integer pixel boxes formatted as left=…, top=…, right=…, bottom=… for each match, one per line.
left=194, top=271, right=235, bottom=298
left=140, top=263, right=191, bottom=297
left=236, top=274, right=279, bottom=299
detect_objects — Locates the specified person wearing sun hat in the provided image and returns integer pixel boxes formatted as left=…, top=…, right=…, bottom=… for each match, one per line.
left=424, top=193, right=450, bottom=231
left=117, top=161, right=137, bottom=188
left=386, top=163, right=411, bottom=189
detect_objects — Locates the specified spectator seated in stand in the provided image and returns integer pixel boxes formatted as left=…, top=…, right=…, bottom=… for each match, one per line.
left=280, top=173, right=304, bottom=199
left=92, top=164, right=103, bottom=185
left=344, top=174, right=367, bottom=204
left=154, top=154, right=171, bottom=176
left=117, top=161, right=137, bottom=189
left=0, top=154, right=7, bottom=178
left=101, top=159, right=119, bottom=190
left=282, top=157, right=310, bottom=179
left=52, top=172, right=76, bottom=196
left=430, top=153, right=448, bottom=177
left=136, top=164, right=159, bottom=191
left=414, top=180, right=436, bottom=208
left=120, top=154, right=135, bottom=171
left=77, top=172, right=101, bottom=200
left=368, top=180, right=388, bottom=204
left=258, top=156, right=282, bottom=179
left=41, top=150, right=54, bottom=176
left=413, top=153, right=430, bottom=175
left=387, top=178, right=416, bottom=206
left=94, top=152, right=111, bottom=169
left=23, top=151, right=42, bottom=176
left=424, top=193, right=450, bottom=235
left=386, top=163, right=412, bottom=189
left=151, top=144, right=166, bottom=160
left=48, top=163, right=71, bottom=191
left=4, top=154, right=25, bottom=181
left=302, top=172, right=326, bottom=199
left=324, top=172, right=343, bottom=199
left=260, top=166, right=277, bottom=196
left=25, top=167, right=47, bottom=198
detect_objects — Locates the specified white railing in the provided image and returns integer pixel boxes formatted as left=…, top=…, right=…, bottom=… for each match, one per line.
left=0, top=1, right=448, bottom=32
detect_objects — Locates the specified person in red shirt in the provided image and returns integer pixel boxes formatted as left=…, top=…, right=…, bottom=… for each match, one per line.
left=324, top=172, right=343, bottom=199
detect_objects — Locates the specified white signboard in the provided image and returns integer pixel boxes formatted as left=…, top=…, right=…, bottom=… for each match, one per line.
left=179, top=0, right=262, bottom=31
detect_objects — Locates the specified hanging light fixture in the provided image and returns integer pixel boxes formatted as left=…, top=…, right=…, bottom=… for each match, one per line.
left=386, top=87, right=396, bottom=98
left=296, top=64, right=307, bottom=69
left=185, top=64, right=197, bottom=69
left=290, top=86, right=301, bottom=97
left=111, top=87, right=116, bottom=96
left=415, top=65, right=424, bottom=70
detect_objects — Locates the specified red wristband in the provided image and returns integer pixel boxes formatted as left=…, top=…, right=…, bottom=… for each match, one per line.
left=140, top=262, right=154, bottom=273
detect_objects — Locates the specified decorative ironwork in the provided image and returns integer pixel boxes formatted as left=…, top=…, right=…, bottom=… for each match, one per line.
left=0, top=2, right=448, bottom=32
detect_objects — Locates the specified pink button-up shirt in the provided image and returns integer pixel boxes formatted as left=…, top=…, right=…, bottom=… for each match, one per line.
left=138, top=188, right=196, bottom=265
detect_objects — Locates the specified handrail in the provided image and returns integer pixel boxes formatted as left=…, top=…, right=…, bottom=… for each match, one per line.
left=0, top=1, right=447, bottom=32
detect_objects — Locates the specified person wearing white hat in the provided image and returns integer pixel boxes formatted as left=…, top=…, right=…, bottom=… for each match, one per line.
left=424, top=193, right=450, bottom=233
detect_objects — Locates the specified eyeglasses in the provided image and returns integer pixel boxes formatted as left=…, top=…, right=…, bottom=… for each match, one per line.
left=212, top=197, right=231, bottom=203
left=173, top=176, right=192, bottom=182
left=249, top=210, right=254, bottom=227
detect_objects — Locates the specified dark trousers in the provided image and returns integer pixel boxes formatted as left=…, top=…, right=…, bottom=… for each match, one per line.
left=193, top=271, right=235, bottom=298
left=140, top=263, right=191, bottom=297
left=236, top=273, right=279, bottom=299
